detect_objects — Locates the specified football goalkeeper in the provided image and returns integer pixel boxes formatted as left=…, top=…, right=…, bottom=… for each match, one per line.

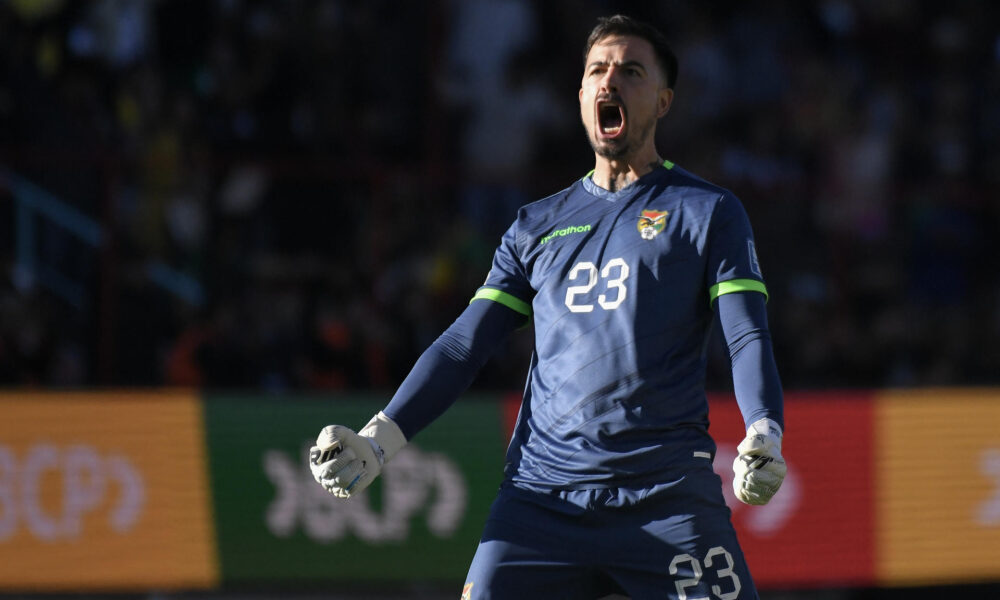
left=310, top=14, right=785, bottom=599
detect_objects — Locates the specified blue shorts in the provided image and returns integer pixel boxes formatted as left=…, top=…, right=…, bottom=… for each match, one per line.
left=463, top=465, right=759, bottom=600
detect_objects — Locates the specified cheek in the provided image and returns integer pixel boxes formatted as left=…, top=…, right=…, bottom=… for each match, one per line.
left=579, top=96, right=592, bottom=123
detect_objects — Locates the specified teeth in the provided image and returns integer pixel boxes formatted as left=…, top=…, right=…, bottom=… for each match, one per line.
left=601, top=125, right=621, bottom=134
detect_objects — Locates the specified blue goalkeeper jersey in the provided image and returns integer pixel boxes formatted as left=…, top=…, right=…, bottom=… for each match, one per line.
left=474, top=160, right=768, bottom=490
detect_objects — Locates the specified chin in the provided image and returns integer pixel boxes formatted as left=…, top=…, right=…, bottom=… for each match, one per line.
left=592, top=138, right=629, bottom=160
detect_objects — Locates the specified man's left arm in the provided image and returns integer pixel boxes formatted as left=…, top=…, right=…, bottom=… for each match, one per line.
left=716, top=290, right=787, bottom=505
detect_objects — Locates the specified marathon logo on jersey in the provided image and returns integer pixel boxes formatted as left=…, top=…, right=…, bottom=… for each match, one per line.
left=462, top=582, right=474, bottom=600
left=540, top=224, right=591, bottom=245
left=637, top=209, right=669, bottom=240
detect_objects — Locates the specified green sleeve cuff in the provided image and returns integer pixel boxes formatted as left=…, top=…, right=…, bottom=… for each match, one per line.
left=470, top=287, right=532, bottom=317
left=709, top=278, right=769, bottom=305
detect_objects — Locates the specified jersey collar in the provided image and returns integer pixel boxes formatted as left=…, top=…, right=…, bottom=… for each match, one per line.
left=582, top=159, right=675, bottom=201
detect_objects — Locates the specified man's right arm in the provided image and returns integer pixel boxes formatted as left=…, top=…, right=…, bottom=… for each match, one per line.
left=383, top=296, right=527, bottom=439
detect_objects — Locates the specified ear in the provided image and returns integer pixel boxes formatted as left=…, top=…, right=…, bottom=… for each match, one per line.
left=579, top=86, right=584, bottom=104
left=657, top=87, right=674, bottom=118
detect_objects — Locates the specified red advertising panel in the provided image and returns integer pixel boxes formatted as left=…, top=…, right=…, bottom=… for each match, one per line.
left=709, top=391, right=876, bottom=589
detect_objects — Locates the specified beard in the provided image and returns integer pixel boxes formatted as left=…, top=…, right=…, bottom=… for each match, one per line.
left=585, top=110, right=657, bottom=160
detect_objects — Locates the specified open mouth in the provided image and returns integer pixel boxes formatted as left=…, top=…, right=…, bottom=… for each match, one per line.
left=598, top=100, right=625, bottom=137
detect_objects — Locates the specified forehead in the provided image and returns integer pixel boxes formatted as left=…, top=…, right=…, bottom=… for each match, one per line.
left=585, top=35, right=657, bottom=66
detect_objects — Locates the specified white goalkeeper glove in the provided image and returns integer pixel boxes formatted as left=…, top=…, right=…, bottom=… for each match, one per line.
left=732, top=417, right=786, bottom=505
left=309, top=411, right=407, bottom=499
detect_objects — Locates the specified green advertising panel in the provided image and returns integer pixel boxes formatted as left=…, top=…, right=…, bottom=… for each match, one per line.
left=203, top=394, right=509, bottom=585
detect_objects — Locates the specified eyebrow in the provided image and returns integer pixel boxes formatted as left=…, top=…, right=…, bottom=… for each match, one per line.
left=586, top=59, right=648, bottom=73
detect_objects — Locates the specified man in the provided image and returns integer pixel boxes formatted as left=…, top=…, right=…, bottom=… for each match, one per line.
left=310, top=15, right=785, bottom=600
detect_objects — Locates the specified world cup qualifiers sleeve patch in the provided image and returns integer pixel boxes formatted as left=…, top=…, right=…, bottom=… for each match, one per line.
left=748, top=239, right=762, bottom=277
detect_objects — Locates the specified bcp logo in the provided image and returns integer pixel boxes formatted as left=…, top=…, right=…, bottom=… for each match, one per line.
left=0, top=443, right=144, bottom=541
left=265, top=444, right=467, bottom=542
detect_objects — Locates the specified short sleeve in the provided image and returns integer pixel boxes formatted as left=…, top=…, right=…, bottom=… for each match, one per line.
left=471, top=220, right=535, bottom=318
left=706, top=192, right=768, bottom=305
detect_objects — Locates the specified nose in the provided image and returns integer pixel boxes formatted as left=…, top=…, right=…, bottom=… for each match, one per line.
left=598, top=67, right=620, bottom=93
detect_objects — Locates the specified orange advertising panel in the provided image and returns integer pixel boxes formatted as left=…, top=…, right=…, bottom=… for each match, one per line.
left=875, top=389, right=1000, bottom=586
left=0, top=391, right=218, bottom=590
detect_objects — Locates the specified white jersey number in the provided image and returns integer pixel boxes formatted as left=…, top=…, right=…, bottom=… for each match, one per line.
left=564, top=258, right=629, bottom=313
left=668, top=546, right=742, bottom=600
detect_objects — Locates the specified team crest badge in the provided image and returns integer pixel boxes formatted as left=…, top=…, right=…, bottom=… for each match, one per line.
left=638, top=209, right=668, bottom=240
left=462, top=582, right=474, bottom=600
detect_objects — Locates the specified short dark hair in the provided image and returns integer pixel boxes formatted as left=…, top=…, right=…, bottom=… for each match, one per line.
left=583, top=15, right=678, bottom=89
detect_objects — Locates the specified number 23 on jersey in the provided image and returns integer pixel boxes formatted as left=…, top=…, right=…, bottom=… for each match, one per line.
left=564, top=257, right=630, bottom=313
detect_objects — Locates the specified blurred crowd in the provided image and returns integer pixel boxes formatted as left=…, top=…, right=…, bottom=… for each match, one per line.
left=1, top=0, right=998, bottom=392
